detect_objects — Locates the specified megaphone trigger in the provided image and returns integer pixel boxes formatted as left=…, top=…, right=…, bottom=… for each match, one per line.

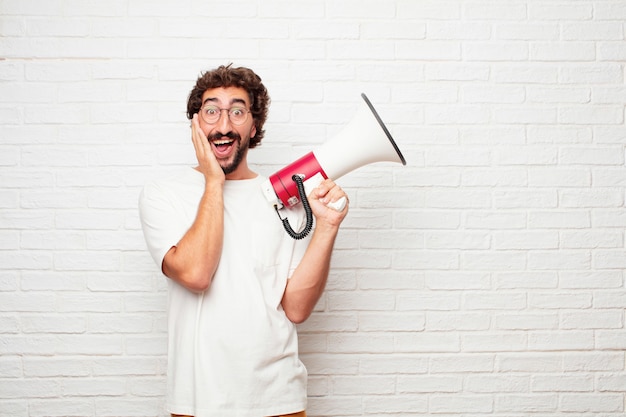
left=327, top=196, right=347, bottom=212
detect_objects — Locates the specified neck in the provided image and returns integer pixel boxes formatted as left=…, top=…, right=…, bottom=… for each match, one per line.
left=225, top=162, right=257, bottom=180
left=226, top=170, right=257, bottom=180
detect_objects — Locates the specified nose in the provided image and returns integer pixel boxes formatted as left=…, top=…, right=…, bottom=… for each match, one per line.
left=216, top=109, right=233, bottom=132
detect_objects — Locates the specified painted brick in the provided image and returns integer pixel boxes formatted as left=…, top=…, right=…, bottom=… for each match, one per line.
left=3, top=2, right=626, bottom=415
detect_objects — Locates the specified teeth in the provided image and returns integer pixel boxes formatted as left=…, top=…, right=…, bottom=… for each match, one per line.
left=213, top=139, right=233, bottom=146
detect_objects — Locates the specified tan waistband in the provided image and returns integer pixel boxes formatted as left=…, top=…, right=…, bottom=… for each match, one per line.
left=172, top=411, right=306, bottom=417
left=272, top=411, right=306, bottom=417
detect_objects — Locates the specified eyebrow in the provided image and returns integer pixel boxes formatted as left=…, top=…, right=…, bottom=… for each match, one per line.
left=202, top=97, right=248, bottom=107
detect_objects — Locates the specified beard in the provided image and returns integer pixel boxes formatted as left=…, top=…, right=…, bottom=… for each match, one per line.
left=221, top=145, right=245, bottom=175
left=209, top=131, right=248, bottom=175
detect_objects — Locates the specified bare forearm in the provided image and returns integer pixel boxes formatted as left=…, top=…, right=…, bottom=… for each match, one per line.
left=282, top=223, right=338, bottom=323
left=162, top=182, right=224, bottom=292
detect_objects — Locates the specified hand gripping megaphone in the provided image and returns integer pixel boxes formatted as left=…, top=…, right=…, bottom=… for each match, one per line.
left=261, top=93, right=406, bottom=239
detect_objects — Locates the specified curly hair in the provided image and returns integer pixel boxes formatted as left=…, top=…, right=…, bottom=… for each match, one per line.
left=186, top=64, right=270, bottom=149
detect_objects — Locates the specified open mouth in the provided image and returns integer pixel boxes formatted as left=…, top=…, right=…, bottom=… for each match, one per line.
left=211, top=137, right=235, bottom=156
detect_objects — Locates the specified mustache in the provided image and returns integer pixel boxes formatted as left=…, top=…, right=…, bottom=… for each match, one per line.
left=208, top=132, right=240, bottom=141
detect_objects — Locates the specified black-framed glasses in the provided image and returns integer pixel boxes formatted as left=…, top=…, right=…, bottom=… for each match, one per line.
left=200, top=105, right=250, bottom=126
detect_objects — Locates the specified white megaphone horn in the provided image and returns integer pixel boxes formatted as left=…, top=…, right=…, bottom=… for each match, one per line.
left=261, top=93, right=407, bottom=239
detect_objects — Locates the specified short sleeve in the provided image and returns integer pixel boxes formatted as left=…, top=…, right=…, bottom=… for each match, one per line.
left=138, top=181, right=184, bottom=271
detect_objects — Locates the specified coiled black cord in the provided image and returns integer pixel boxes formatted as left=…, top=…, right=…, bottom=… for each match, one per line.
left=274, top=174, right=314, bottom=240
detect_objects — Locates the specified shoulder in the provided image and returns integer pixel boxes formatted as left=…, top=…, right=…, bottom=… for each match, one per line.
left=141, top=168, right=202, bottom=197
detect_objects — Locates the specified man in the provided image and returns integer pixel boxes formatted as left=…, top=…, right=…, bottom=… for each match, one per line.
left=139, top=64, right=349, bottom=417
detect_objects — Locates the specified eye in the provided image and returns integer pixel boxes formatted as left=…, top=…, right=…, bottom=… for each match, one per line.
left=204, top=106, right=219, bottom=116
left=230, top=108, right=245, bottom=117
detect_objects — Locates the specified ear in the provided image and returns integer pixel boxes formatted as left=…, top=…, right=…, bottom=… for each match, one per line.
left=250, top=124, right=257, bottom=138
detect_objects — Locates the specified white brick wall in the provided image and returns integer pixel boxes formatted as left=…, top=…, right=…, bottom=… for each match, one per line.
left=1, top=0, right=625, bottom=415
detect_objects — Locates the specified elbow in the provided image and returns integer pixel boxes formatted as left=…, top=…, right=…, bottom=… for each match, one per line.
left=184, top=275, right=212, bottom=293
left=161, top=249, right=217, bottom=293
left=180, top=267, right=213, bottom=293
left=164, top=265, right=213, bottom=293
left=285, top=308, right=311, bottom=325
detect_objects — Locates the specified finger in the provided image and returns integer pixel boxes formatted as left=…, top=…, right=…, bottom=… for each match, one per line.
left=313, top=179, right=335, bottom=198
left=317, top=183, right=348, bottom=210
left=191, top=114, right=213, bottom=160
left=190, top=115, right=203, bottom=151
left=191, top=115, right=206, bottom=145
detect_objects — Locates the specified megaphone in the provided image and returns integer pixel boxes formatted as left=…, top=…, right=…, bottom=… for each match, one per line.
left=261, top=93, right=406, bottom=239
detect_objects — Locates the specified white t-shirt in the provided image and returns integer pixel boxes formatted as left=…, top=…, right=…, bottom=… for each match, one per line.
left=139, top=167, right=310, bottom=417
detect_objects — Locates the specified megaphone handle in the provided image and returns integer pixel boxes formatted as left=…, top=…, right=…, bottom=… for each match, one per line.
left=274, top=175, right=314, bottom=240
left=304, top=173, right=346, bottom=212
left=327, top=196, right=347, bottom=211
